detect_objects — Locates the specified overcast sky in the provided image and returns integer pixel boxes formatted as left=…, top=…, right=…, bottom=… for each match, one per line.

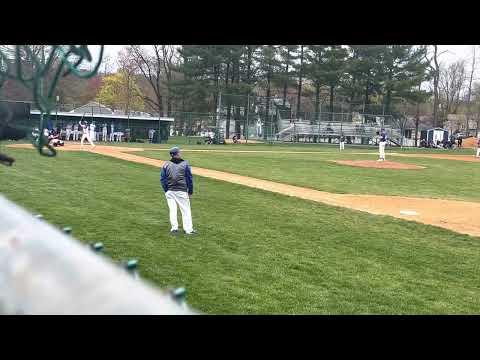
left=89, top=45, right=479, bottom=71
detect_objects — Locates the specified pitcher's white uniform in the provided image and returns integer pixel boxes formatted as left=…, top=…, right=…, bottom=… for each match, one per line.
left=378, top=131, right=387, bottom=161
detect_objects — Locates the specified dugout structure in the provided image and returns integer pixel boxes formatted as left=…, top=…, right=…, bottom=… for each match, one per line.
left=0, top=100, right=31, bottom=140
left=28, top=102, right=174, bottom=143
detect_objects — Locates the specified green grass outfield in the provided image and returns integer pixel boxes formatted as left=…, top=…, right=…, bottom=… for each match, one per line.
left=141, top=148, right=480, bottom=202
left=1, top=146, right=480, bottom=314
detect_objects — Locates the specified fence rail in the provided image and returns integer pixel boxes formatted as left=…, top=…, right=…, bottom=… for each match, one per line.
left=0, top=195, right=195, bottom=315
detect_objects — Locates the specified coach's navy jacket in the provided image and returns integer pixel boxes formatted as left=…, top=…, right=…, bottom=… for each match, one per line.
left=160, top=158, right=193, bottom=195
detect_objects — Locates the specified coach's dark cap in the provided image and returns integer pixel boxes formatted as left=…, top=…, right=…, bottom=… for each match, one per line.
left=169, top=146, right=180, bottom=156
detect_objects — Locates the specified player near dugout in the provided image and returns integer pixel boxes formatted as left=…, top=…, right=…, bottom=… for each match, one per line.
left=160, top=147, right=197, bottom=236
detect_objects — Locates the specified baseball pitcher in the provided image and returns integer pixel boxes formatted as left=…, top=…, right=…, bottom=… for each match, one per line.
left=378, top=129, right=387, bottom=161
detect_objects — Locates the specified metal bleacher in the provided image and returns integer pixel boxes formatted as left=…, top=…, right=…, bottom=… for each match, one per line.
left=276, top=119, right=401, bottom=144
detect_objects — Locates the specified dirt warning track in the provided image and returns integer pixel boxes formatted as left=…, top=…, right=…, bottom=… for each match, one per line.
left=8, top=143, right=480, bottom=237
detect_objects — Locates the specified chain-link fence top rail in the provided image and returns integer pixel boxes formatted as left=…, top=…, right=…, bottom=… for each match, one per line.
left=215, top=93, right=399, bottom=121
left=0, top=45, right=104, bottom=157
left=217, top=92, right=395, bottom=115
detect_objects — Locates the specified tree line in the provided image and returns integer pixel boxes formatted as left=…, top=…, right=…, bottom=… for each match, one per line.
left=1, top=45, right=480, bottom=138
left=95, top=45, right=433, bottom=138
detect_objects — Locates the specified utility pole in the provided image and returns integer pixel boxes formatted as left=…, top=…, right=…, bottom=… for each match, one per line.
left=466, top=46, right=476, bottom=137
left=39, top=45, right=45, bottom=132
left=56, top=95, right=59, bottom=128
left=245, top=93, right=250, bottom=144
left=432, top=45, right=440, bottom=128
left=216, top=91, right=222, bottom=143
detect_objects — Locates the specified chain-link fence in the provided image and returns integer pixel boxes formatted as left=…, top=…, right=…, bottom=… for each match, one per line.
left=4, top=97, right=403, bottom=146
left=172, top=92, right=403, bottom=145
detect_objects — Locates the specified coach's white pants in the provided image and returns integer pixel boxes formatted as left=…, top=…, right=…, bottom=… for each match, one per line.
left=109, top=132, right=114, bottom=142
left=66, top=129, right=72, bottom=141
left=102, top=130, right=108, bottom=141
left=73, top=130, right=79, bottom=141
left=165, top=190, right=193, bottom=233
left=379, top=141, right=386, bottom=160
left=477, top=148, right=480, bottom=157
left=340, top=141, right=345, bottom=150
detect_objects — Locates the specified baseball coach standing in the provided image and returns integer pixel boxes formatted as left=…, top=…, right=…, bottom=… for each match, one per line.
left=160, top=147, right=197, bottom=236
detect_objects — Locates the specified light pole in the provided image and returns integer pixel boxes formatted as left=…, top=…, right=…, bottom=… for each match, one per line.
left=245, top=93, right=250, bottom=144
left=216, top=91, right=222, bottom=143
left=56, top=95, right=59, bottom=128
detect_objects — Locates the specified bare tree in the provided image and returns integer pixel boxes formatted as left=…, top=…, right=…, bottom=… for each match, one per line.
left=465, top=46, right=477, bottom=136
left=117, top=48, right=142, bottom=116
left=438, top=60, right=466, bottom=124
left=161, top=45, right=178, bottom=115
left=473, top=82, right=480, bottom=136
left=129, top=45, right=164, bottom=117
left=424, top=45, right=447, bottom=127
left=101, top=54, right=113, bottom=75
left=129, top=45, right=178, bottom=117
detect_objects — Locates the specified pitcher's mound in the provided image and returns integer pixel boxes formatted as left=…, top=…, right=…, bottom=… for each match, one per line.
left=333, top=160, right=425, bottom=170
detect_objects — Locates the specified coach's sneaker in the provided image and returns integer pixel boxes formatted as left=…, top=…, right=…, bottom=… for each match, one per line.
left=170, top=229, right=179, bottom=236
left=185, top=230, right=198, bottom=236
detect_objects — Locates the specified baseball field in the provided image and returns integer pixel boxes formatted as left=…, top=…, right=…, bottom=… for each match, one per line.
left=1, top=140, right=480, bottom=314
